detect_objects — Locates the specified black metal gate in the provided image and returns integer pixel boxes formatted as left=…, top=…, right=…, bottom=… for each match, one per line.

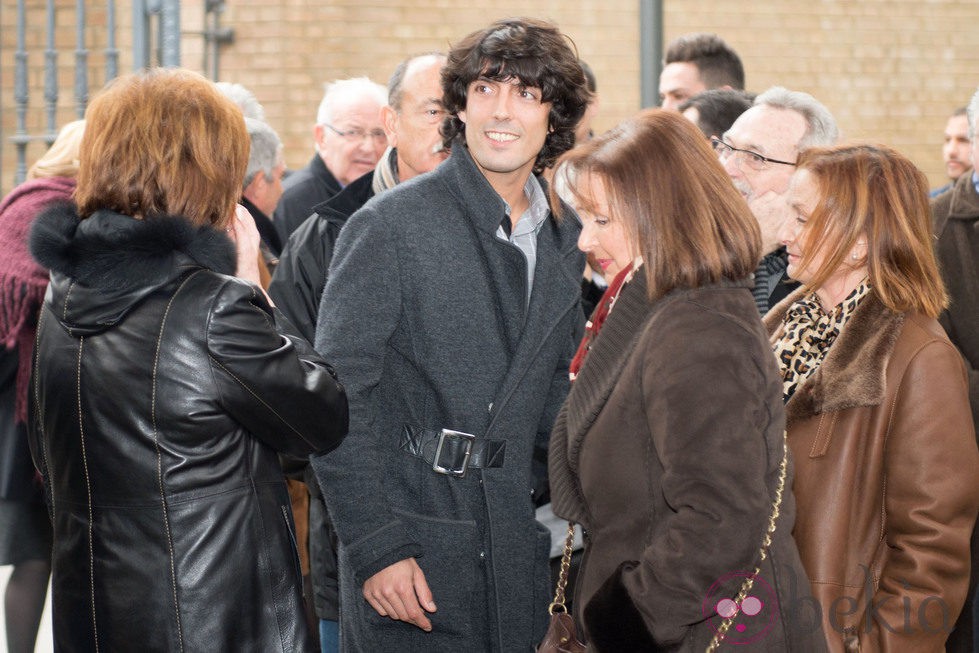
left=4, top=0, right=231, bottom=190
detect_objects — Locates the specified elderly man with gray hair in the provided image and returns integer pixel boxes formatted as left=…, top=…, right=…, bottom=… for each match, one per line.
left=216, top=81, right=266, bottom=121
left=274, top=77, right=388, bottom=241
left=269, top=52, right=448, bottom=653
left=713, top=85, right=839, bottom=313
left=240, top=117, right=286, bottom=255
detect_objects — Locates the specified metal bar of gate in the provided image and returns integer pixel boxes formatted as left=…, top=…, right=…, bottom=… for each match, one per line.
left=44, top=0, right=59, bottom=137
left=13, top=0, right=29, bottom=183
left=639, top=0, right=664, bottom=109
left=160, top=0, right=181, bottom=67
left=75, top=0, right=89, bottom=119
left=133, top=0, right=149, bottom=70
left=106, top=0, right=119, bottom=80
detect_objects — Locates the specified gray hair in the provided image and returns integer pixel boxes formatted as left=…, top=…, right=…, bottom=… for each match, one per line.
left=315, top=77, right=388, bottom=126
left=243, top=117, right=283, bottom=189
left=754, top=86, right=839, bottom=150
left=215, top=82, right=266, bottom=122
left=968, top=89, right=979, bottom=140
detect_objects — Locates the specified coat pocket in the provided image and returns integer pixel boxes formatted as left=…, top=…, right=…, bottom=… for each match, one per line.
left=369, top=508, right=479, bottom=641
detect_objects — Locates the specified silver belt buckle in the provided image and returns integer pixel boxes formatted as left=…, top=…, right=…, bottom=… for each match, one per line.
left=432, top=428, right=476, bottom=477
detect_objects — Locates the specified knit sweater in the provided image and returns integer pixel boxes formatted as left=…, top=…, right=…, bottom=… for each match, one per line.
left=0, top=176, right=76, bottom=421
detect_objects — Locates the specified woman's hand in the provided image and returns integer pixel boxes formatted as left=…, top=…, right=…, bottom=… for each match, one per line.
left=226, top=204, right=274, bottom=304
left=227, top=205, right=262, bottom=281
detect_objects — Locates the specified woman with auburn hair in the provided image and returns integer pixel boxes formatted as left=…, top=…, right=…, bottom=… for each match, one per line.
left=0, top=119, right=83, bottom=653
left=547, top=109, right=825, bottom=651
left=27, top=68, right=348, bottom=652
left=767, top=143, right=979, bottom=652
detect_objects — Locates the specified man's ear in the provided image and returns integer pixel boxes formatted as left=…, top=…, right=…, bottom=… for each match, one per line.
left=242, top=173, right=263, bottom=204
left=313, top=123, right=326, bottom=152
left=381, top=105, right=399, bottom=148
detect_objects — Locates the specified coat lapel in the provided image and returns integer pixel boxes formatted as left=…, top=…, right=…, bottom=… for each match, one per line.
left=562, top=273, right=656, bottom=474
left=486, top=213, right=583, bottom=421
left=549, top=272, right=657, bottom=525
left=440, top=142, right=529, bottom=355
left=764, top=288, right=905, bottom=424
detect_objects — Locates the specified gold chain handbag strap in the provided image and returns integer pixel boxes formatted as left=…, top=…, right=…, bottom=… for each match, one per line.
left=706, top=430, right=789, bottom=652
left=549, top=521, right=577, bottom=615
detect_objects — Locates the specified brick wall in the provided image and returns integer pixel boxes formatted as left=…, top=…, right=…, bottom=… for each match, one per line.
left=2, top=1, right=977, bottom=196
left=211, top=1, right=642, bottom=181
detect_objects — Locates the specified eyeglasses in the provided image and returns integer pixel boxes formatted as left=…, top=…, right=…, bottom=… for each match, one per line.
left=324, top=123, right=387, bottom=145
left=710, top=137, right=796, bottom=171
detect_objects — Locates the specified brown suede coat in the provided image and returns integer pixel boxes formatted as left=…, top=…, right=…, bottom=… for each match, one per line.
left=550, top=274, right=826, bottom=652
left=765, top=289, right=979, bottom=652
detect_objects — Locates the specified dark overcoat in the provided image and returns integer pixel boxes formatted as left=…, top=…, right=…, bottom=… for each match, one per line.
left=550, top=274, right=827, bottom=652
left=931, top=172, right=979, bottom=424
left=930, top=170, right=979, bottom=652
left=28, top=205, right=348, bottom=652
left=312, top=143, right=583, bottom=652
left=274, top=154, right=343, bottom=242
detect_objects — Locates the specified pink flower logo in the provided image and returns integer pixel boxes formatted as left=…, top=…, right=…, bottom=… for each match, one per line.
left=702, top=572, right=778, bottom=645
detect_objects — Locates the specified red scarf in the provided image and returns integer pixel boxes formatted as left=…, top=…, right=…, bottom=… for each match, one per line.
left=569, top=262, right=636, bottom=381
left=0, top=176, right=76, bottom=422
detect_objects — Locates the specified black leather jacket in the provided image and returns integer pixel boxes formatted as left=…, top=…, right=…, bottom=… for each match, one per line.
left=28, top=204, right=347, bottom=652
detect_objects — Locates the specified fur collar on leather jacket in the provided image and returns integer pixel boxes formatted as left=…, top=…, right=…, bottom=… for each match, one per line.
left=29, top=202, right=236, bottom=336
left=30, top=202, right=236, bottom=287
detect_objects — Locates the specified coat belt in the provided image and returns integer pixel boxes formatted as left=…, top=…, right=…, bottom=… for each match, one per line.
left=399, top=425, right=506, bottom=477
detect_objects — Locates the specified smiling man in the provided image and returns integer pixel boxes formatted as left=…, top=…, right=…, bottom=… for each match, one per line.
left=310, top=18, right=589, bottom=652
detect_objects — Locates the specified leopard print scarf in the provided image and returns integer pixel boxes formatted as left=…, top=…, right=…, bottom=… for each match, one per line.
left=773, top=280, right=871, bottom=401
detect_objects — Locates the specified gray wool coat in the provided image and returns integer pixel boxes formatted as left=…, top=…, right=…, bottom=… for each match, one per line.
left=311, top=143, right=584, bottom=652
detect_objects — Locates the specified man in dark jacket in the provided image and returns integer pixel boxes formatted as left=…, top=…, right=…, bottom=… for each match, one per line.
left=270, top=53, right=448, bottom=338
left=268, top=52, right=447, bottom=653
left=241, top=117, right=285, bottom=256
left=311, top=18, right=590, bottom=651
left=273, top=77, right=388, bottom=242
left=930, top=88, right=979, bottom=653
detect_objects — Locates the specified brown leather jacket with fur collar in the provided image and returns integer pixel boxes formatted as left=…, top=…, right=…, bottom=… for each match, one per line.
left=765, top=289, right=979, bottom=652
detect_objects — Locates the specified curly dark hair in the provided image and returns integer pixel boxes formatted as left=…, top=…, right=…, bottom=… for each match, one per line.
left=440, top=17, right=591, bottom=173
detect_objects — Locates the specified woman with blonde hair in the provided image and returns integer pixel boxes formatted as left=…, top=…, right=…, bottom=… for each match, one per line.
left=768, top=143, right=979, bottom=651
left=27, top=68, right=348, bottom=651
left=0, top=119, right=83, bottom=653
left=548, top=109, right=825, bottom=651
